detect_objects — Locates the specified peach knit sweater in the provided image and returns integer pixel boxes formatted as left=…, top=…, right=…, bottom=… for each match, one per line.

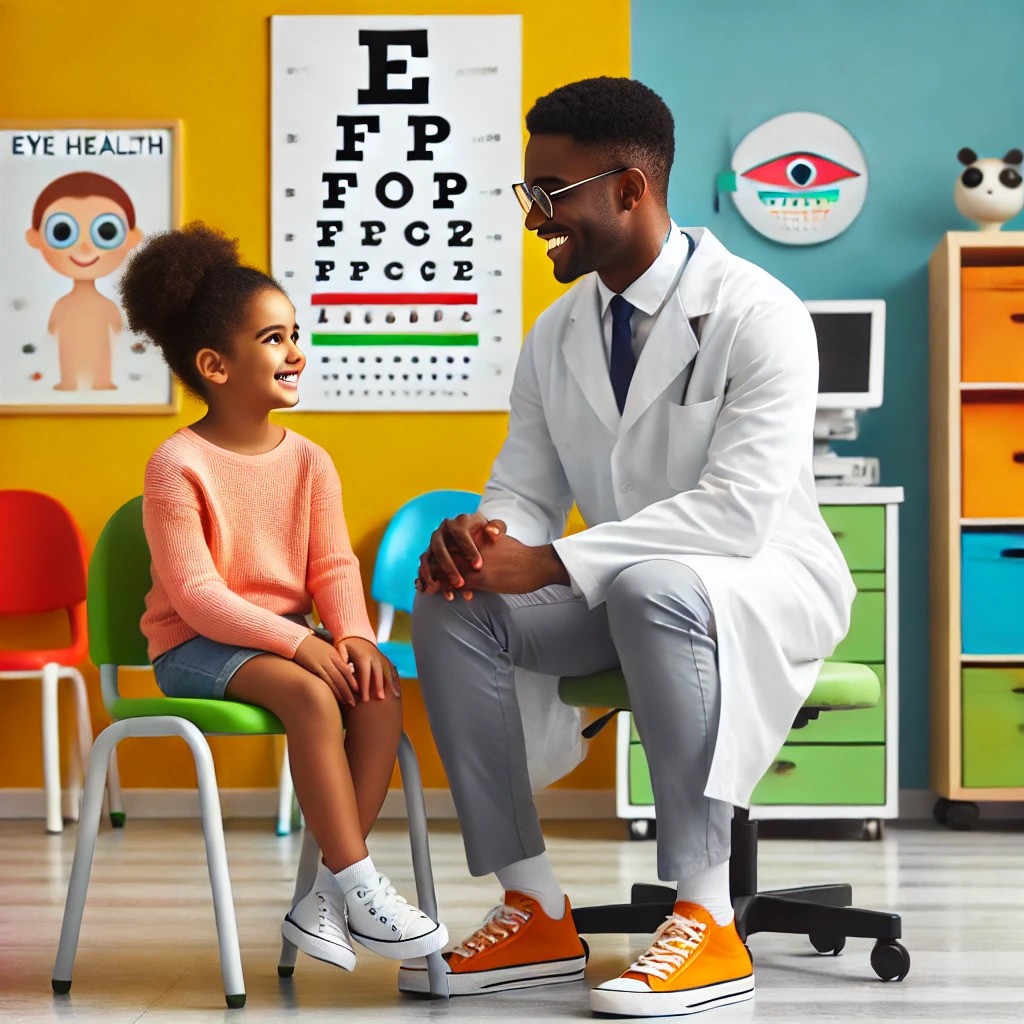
left=141, top=427, right=375, bottom=663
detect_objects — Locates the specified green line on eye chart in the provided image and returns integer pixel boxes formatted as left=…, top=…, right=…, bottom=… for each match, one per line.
left=311, top=333, right=480, bottom=347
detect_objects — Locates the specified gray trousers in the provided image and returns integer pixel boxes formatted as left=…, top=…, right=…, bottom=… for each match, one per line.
left=411, top=559, right=732, bottom=882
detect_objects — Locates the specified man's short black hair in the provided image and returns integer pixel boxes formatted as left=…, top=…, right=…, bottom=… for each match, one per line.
left=526, top=77, right=675, bottom=201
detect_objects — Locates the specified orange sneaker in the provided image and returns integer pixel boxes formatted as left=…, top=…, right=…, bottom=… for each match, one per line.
left=397, top=891, right=588, bottom=996
left=590, top=901, right=754, bottom=1017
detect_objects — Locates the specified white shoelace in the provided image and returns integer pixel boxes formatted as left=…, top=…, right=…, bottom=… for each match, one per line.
left=352, top=874, right=426, bottom=936
left=627, top=913, right=707, bottom=981
left=313, top=890, right=350, bottom=942
left=451, top=903, right=531, bottom=958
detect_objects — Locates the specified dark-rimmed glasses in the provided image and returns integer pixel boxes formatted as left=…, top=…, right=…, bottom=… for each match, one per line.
left=512, top=166, right=629, bottom=219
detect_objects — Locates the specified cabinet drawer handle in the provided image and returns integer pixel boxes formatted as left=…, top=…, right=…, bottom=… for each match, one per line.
left=1013, top=452, right=1024, bottom=464
left=772, top=760, right=797, bottom=775
left=999, top=548, right=1024, bottom=558
left=830, top=530, right=846, bottom=540
left=1011, top=313, right=1024, bottom=324
left=1012, top=687, right=1024, bottom=695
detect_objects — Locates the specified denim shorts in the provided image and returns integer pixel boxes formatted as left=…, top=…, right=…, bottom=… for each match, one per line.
left=152, top=615, right=328, bottom=700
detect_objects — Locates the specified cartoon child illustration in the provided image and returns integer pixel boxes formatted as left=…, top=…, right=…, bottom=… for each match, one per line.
left=25, top=172, right=143, bottom=390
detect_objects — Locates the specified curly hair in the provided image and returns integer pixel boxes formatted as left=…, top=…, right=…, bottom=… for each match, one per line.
left=118, top=222, right=282, bottom=399
left=526, top=77, right=675, bottom=201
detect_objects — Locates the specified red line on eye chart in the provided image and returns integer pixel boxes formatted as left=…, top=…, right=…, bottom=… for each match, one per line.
left=311, top=292, right=479, bottom=306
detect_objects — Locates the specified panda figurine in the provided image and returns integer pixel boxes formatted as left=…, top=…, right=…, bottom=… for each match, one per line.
left=955, top=148, right=1023, bottom=230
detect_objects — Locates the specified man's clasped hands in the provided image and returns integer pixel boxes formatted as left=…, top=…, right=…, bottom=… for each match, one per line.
left=415, top=513, right=570, bottom=600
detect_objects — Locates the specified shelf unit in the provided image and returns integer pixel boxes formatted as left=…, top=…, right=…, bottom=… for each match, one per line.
left=929, top=231, right=1024, bottom=828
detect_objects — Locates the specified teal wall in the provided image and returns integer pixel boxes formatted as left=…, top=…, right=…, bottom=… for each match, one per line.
left=632, top=0, right=1024, bottom=789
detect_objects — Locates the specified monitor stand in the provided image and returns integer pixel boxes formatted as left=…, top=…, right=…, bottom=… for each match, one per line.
left=813, top=409, right=880, bottom=485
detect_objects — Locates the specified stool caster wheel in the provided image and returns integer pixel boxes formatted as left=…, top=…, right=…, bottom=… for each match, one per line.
left=809, top=933, right=845, bottom=956
left=870, top=940, right=910, bottom=981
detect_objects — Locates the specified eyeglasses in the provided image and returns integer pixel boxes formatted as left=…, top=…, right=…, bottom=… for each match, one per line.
left=511, top=166, right=629, bottom=219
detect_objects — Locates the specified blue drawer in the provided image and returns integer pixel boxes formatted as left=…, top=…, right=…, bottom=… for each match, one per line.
left=962, top=531, right=1024, bottom=654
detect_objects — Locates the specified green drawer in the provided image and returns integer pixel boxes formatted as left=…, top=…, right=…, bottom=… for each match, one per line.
left=832, top=589, right=884, bottom=662
left=751, top=744, right=885, bottom=805
left=962, top=668, right=1024, bottom=788
left=820, top=505, right=885, bottom=571
left=628, top=741, right=654, bottom=805
left=787, top=665, right=885, bottom=744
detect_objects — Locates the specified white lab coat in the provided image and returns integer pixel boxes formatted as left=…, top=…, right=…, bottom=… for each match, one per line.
left=482, top=227, right=856, bottom=808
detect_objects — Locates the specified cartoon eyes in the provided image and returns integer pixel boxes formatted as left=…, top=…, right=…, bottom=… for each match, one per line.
left=741, top=152, right=860, bottom=189
left=43, top=212, right=128, bottom=250
left=91, top=213, right=127, bottom=249
left=44, top=213, right=80, bottom=249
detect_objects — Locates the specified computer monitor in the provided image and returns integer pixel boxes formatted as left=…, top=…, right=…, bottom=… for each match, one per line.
left=805, top=299, right=886, bottom=410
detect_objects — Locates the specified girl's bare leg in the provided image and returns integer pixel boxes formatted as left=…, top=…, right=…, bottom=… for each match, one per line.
left=226, top=654, right=373, bottom=872
left=342, top=688, right=403, bottom=838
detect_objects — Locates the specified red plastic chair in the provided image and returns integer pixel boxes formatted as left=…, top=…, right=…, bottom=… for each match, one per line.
left=0, top=490, right=123, bottom=833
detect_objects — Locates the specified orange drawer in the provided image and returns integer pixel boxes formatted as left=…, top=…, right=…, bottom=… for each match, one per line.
left=962, top=266, right=1024, bottom=382
left=962, top=397, right=1024, bottom=516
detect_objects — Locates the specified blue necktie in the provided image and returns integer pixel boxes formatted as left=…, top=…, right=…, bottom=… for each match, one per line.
left=609, top=294, right=636, bottom=414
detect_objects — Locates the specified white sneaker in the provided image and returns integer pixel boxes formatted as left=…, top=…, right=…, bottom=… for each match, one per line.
left=280, top=863, right=356, bottom=971
left=344, top=873, right=448, bottom=960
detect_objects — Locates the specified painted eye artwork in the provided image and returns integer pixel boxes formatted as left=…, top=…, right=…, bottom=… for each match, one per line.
left=723, top=112, right=869, bottom=245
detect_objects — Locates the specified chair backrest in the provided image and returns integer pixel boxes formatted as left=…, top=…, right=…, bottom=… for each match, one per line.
left=0, top=489, right=87, bottom=615
left=87, top=496, right=152, bottom=668
left=370, top=489, right=481, bottom=615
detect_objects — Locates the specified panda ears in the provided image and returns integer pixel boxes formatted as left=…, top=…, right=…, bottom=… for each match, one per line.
left=1005, top=149, right=1023, bottom=166
left=958, top=147, right=978, bottom=166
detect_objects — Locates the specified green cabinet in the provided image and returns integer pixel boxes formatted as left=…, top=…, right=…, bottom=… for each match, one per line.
left=618, top=493, right=901, bottom=825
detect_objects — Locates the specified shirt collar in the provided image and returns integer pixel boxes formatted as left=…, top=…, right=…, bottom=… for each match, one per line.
left=596, top=221, right=688, bottom=318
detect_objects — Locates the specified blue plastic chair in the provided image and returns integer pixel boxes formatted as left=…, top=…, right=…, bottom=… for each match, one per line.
left=275, top=490, right=480, bottom=835
left=372, top=489, right=481, bottom=680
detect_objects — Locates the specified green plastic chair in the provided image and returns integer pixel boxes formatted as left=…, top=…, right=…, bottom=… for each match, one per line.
left=559, top=661, right=911, bottom=983
left=52, top=497, right=448, bottom=1008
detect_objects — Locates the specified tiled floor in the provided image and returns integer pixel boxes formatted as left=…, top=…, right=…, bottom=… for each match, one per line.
left=1, top=815, right=1022, bottom=1022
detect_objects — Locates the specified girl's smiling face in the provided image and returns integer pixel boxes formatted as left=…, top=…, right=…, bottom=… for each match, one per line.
left=212, top=288, right=306, bottom=411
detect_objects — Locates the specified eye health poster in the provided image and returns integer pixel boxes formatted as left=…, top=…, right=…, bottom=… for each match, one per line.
left=0, top=125, right=178, bottom=413
left=271, top=15, right=523, bottom=411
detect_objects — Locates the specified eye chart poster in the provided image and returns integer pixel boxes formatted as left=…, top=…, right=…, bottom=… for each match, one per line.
left=271, top=16, right=523, bottom=411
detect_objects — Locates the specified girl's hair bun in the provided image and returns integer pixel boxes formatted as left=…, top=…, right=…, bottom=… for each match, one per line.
left=120, top=222, right=242, bottom=336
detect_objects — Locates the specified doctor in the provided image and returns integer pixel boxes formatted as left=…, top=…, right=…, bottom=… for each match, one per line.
left=405, top=77, right=854, bottom=1018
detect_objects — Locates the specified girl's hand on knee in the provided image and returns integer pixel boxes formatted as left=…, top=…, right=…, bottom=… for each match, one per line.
left=293, top=634, right=358, bottom=706
left=337, top=637, right=401, bottom=701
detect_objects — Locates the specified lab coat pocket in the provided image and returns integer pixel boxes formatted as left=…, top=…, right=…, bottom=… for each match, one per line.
left=666, top=396, right=723, bottom=490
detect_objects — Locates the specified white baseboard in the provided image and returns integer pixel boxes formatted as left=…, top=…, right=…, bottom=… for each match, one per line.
left=3, top=787, right=1022, bottom=823
left=0, top=787, right=615, bottom=821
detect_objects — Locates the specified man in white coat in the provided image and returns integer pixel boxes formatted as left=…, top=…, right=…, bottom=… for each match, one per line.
left=403, top=77, right=855, bottom=1017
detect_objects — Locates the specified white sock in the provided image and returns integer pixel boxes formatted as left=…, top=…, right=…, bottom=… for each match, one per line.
left=676, top=859, right=734, bottom=926
left=332, top=855, right=377, bottom=894
left=495, top=853, right=565, bottom=919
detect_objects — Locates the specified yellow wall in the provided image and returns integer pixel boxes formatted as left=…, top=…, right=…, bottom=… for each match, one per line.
left=0, top=0, right=628, bottom=794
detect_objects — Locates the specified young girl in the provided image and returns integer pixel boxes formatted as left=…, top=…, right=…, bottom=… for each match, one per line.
left=119, top=222, right=447, bottom=972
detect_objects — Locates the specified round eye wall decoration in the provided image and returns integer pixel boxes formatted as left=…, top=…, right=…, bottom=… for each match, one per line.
left=718, top=112, right=868, bottom=245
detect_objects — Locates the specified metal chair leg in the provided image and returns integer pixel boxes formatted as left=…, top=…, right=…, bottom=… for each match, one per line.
left=180, top=722, right=246, bottom=1009
left=398, top=731, right=449, bottom=1000
left=41, top=663, right=63, bottom=834
left=105, top=746, right=125, bottom=828
left=278, top=827, right=320, bottom=977
left=67, top=667, right=94, bottom=824
left=52, top=722, right=121, bottom=993
left=276, top=741, right=294, bottom=837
